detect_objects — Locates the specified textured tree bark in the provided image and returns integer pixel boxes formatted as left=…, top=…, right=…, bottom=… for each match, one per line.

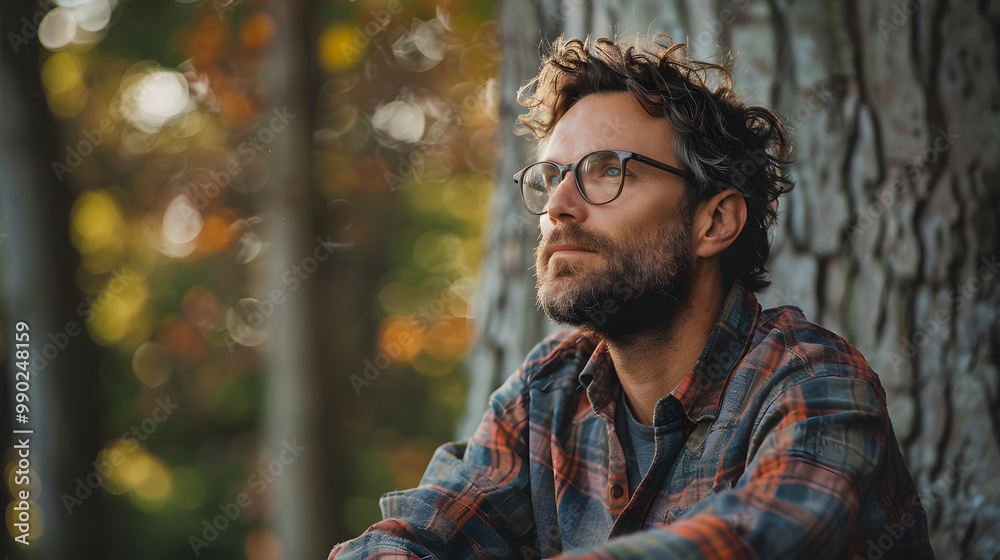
left=467, top=0, right=999, bottom=556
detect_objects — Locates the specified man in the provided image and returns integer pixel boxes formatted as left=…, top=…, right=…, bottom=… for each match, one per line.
left=330, top=35, right=934, bottom=559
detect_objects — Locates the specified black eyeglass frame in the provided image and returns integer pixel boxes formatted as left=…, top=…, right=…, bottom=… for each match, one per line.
left=513, top=149, right=694, bottom=215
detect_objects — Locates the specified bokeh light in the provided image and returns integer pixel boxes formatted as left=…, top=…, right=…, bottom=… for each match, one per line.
left=132, top=341, right=173, bottom=388
left=41, top=51, right=87, bottom=117
left=372, top=99, right=425, bottom=145
left=7, top=0, right=500, bottom=555
left=225, top=299, right=270, bottom=348
left=115, top=68, right=195, bottom=133
left=38, top=8, right=78, bottom=50
left=70, top=189, right=127, bottom=271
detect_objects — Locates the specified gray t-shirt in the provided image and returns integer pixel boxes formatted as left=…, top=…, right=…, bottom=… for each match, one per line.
left=617, top=390, right=656, bottom=495
left=616, top=388, right=690, bottom=499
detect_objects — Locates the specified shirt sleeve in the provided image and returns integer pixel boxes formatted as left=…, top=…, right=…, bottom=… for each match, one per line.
left=554, top=374, right=926, bottom=560
left=328, top=366, right=538, bottom=560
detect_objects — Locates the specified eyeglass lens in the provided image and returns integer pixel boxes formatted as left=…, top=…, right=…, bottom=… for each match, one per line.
left=521, top=151, right=625, bottom=213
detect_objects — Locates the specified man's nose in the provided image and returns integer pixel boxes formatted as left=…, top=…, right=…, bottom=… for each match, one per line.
left=543, top=170, right=589, bottom=224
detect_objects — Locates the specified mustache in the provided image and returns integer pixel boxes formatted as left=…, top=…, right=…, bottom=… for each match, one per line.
left=538, top=224, right=614, bottom=254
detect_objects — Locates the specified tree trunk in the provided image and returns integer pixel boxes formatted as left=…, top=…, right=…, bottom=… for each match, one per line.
left=257, top=0, right=341, bottom=557
left=468, top=0, right=1000, bottom=557
left=0, top=3, right=108, bottom=556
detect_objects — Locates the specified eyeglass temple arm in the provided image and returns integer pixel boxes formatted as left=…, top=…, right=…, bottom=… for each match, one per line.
left=629, top=153, right=694, bottom=180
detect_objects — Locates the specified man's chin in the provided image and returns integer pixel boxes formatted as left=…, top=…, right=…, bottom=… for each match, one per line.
left=537, top=279, right=689, bottom=343
left=538, top=299, right=593, bottom=328
left=536, top=283, right=607, bottom=327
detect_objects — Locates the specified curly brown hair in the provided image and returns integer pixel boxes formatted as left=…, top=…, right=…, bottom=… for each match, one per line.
left=516, top=35, right=794, bottom=293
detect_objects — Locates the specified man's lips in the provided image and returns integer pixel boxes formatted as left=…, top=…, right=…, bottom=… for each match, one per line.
left=546, top=244, right=596, bottom=259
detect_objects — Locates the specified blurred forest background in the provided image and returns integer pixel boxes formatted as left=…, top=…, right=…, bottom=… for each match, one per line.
left=1, top=0, right=997, bottom=559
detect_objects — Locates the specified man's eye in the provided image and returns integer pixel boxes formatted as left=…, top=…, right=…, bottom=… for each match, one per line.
left=546, top=174, right=561, bottom=186
left=601, top=166, right=622, bottom=178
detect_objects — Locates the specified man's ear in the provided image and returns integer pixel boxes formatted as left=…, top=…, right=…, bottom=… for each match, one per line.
left=692, top=189, right=747, bottom=258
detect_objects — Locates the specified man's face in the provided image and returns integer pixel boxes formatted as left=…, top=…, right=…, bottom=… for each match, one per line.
left=534, top=93, right=694, bottom=341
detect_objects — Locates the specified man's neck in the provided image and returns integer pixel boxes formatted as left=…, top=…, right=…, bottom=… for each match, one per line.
left=605, top=271, right=727, bottom=426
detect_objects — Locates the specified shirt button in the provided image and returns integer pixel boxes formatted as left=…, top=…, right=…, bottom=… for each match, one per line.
left=610, top=484, right=624, bottom=499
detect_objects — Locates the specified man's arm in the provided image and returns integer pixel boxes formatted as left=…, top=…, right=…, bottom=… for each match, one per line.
left=556, top=374, right=932, bottom=560
left=329, top=367, right=539, bottom=560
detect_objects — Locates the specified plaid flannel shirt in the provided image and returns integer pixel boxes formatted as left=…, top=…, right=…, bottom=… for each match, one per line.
left=330, top=280, right=934, bottom=559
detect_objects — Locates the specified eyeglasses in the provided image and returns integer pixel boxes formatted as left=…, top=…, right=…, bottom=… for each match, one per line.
left=513, top=149, right=693, bottom=215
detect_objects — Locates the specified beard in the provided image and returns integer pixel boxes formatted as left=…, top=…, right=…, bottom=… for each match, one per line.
left=534, top=213, right=693, bottom=346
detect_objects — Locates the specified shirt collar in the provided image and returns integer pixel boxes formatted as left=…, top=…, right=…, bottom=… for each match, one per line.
left=672, top=279, right=760, bottom=424
left=577, top=280, right=760, bottom=425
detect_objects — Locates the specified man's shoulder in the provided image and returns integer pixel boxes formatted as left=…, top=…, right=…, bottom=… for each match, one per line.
left=752, top=303, right=880, bottom=388
left=734, top=303, right=893, bottom=438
